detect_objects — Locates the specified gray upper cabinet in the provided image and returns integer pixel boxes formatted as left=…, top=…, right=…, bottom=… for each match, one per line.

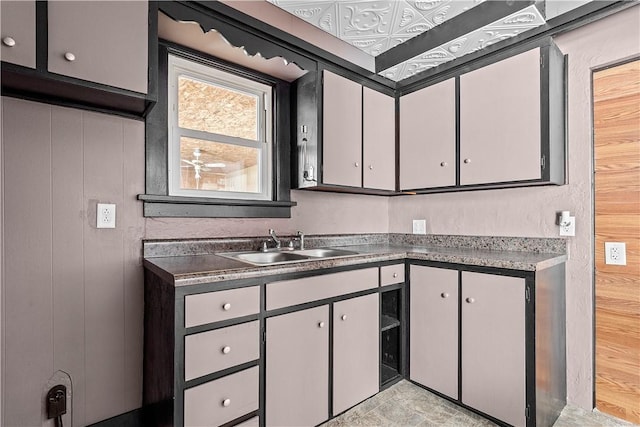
left=400, top=78, right=456, bottom=190
left=294, top=69, right=396, bottom=193
left=363, top=87, right=396, bottom=191
left=1, top=1, right=36, bottom=69
left=460, top=48, right=542, bottom=186
left=48, top=1, right=148, bottom=94
left=322, top=70, right=362, bottom=187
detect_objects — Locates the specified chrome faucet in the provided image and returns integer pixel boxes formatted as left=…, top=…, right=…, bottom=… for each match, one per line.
left=296, top=231, right=305, bottom=250
left=269, top=229, right=281, bottom=249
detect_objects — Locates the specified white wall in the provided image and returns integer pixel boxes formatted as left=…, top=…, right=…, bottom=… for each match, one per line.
left=389, top=5, right=640, bottom=409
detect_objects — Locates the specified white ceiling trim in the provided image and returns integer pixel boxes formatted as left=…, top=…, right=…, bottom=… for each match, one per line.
left=380, top=4, right=546, bottom=81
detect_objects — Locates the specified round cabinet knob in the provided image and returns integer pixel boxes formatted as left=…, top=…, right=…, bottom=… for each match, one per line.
left=2, top=37, right=16, bottom=47
left=341, top=314, right=347, bottom=321
left=369, top=165, right=374, bottom=170
left=441, top=292, right=449, bottom=299
left=64, top=52, right=76, bottom=62
left=318, top=321, right=325, bottom=328
left=393, top=273, right=398, bottom=278
left=222, top=346, right=231, bottom=354
left=222, top=303, right=231, bottom=311
left=463, top=158, right=471, bottom=164
left=465, top=297, right=475, bottom=304
left=440, top=162, right=448, bottom=167
left=354, top=162, right=359, bottom=168
left=222, top=398, right=231, bottom=407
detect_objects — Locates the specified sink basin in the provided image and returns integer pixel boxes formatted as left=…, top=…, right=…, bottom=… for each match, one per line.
left=231, top=251, right=309, bottom=265
left=295, top=248, right=359, bottom=258
left=219, top=247, right=361, bottom=265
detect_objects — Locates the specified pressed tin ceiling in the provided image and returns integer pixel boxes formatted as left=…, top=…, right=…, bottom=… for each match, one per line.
left=267, top=0, right=548, bottom=82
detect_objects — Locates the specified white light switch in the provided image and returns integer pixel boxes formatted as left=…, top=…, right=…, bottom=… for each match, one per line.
left=97, top=203, right=116, bottom=228
left=412, top=219, right=426, bottom=235
left=605, top=242, right=626, bottom=265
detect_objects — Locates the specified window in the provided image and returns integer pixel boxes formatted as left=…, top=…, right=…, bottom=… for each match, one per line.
left=167, top=54, right=273, bottom=200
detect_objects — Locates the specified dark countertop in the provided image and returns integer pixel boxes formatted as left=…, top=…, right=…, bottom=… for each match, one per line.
left=144, top=243, right=567, bottom=287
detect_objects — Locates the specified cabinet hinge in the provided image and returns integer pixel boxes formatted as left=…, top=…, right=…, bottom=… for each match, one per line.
left=525, top=287, right=531, bottom=303
left=526, top=404, right=531, bottom=419
left=262, top=328, right=266, bottom=343
left=540, top=55, right=544, bottom=67
left=541, top=155, right=546, bottom=170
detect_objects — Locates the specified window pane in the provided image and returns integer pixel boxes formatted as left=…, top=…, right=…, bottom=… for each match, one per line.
left=178, top=76, right=258, bottom=140
left=180, top=137, right=261, bottom=193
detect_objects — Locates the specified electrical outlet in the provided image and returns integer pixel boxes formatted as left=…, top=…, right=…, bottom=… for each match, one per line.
left=559, top=216, right=575, bottom=236
left=412, top=219, right=426, bottom=235
left=605, top=242, right=626, bottom=265
left=97, top=203, right=116, bottom=229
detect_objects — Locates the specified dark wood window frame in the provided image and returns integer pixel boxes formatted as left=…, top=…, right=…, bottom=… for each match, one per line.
left=139, top=42, right=296, bottom=218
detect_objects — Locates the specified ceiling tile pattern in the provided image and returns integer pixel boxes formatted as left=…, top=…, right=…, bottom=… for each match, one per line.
left=268, top=0, right=485, bottom=56
left=381, top=4, right=546, bottom=81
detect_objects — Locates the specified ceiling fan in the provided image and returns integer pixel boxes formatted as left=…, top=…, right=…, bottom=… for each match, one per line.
left=181, top=148, right=226, bottom=188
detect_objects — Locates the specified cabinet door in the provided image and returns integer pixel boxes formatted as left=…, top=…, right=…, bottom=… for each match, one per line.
left=363, top=87, right=395, bottom=191
left=266, top=305, right=329, bottom=426
left=461, top=272, right=526, bottom=426
left=410, top=265, right=458, bottom=399
left=47, top=1, right=148, bottom=93
left=333, top=293, right=379, bottom=415
left=1, top=1, right=36, bottom=68
left=460, top=48, right=541, bottom=185
left=400, top=79, right=456, bottom=190
left=322, top=70, right=362, bottom=187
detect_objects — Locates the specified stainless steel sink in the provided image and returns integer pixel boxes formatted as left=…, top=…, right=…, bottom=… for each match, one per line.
left=219, top=247, right=360, bottom=265
left=230, top=251, right=310, bottom=265
left=295, top=248, right=359, bottom=258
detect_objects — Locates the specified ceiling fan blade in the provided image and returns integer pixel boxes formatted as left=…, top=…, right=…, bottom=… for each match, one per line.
left=181, top=159, right=196, bottom=166
left=205, top=163, right=226, bottom=168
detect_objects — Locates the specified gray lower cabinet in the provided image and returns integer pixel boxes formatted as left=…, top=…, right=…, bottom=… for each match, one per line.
left=333, top=293, right=380, bottom=415
left=266, top=293, right=380, bottom=425
left=409, top=266, right=458, bottom=399
left=461, top=272, right=526, bottom=426
left=266, top=305, right=330, bottom=427
left=409, top=263, right=567, bottom=427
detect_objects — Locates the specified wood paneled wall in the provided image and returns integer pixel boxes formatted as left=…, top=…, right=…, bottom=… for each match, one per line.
left=1, top=97, right=145, bottom=426
left=594, top=59, right=640, bottom=423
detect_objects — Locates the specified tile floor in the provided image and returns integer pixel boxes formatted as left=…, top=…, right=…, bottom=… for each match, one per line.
left=321, top=380, right=637, bottom=427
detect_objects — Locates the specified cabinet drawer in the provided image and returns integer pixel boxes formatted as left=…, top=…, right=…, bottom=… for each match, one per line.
left=381, top=264, right=404, bottom=286
left=267, top=268, right=378, bottom=310
left=185, top=286, right=260, bottom=328
left=184, top=366, right=259, bottom=427
left=185, top=321, right=259, bottom=381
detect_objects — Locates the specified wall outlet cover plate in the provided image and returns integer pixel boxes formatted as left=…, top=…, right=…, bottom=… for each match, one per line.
left=605, top=242, right=626, bottom=265
left=413, top=219, right=426, bottom=235
left=97, top=203, right=116, bottom=229
left=559, top=216, right=575, bottom=236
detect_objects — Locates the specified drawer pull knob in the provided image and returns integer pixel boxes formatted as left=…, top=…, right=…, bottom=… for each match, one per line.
left=354, top=162, right=359, bottom=168
left=2, top=37, right=16, bottom=47
left=440, top=162, right=447, bottom=167
left=369, top=165, right=373, bottom=170
left=318, top=321, right=325, bottom=328
left=466, top=297, right=475, bottom=304
left=222, top=398, right=231, bottom=407
left=393, top=273, right=398, bottom=278
left=222, top=346, right=231, bottom=354
left=222, top=303, right=231, bottom=311
left=64, top=52, right=76, bottom=62
left=341, top=314, right=347, bottom=321
left=463, top=158, right=471, bottom=164
left=441, top=292, right=449, bottom=299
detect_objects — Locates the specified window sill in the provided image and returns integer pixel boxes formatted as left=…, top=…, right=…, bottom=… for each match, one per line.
left=138, top=194, right=296, bottom=218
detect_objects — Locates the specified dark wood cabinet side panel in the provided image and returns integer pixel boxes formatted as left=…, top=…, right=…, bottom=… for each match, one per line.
left=535, top=263, right=567, bottom=427
left=143, top=270, right=175, bottom=407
